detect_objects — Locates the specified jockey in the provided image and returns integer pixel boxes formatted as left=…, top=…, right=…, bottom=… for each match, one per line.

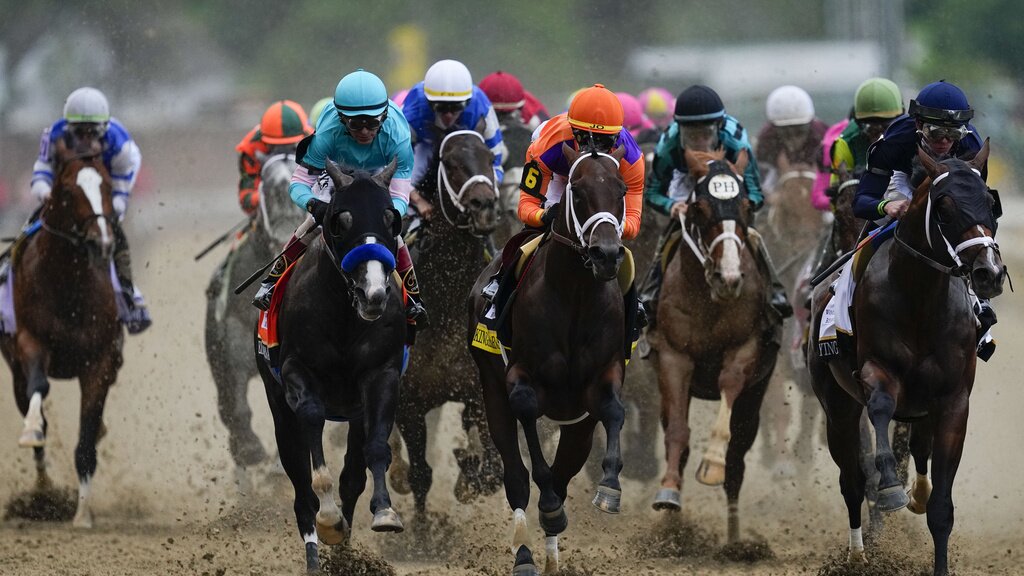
left=615, top=92, right=658, bottom=144
left=308, top=97, right=333, bottom=129
left=401, top=59, right=504, bottom=218
left=250, top=69, right=426, bottom=332
left=479, top=70, right=550, bottom=130
left=235, top=100, right=312, bottom=216
left=637, top=87, right=675, bottom=130
left=638, top=84, right=793, bottom=328
left=28, top=87, right=150, bottom=334
left=756, top=85, right=829, bottom=191
left=482, top=83, right=645, bottom=329
left=853, top=80, right=996, bottom=358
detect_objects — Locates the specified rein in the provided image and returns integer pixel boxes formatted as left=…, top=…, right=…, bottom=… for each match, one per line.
left=436, top=130, right=499, bottom=235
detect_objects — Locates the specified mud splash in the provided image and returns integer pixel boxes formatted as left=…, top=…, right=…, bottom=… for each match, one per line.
left=3, top=486, right=76, bottom=521
left=320, top=543, right=397, bottom=576
left=628, top=513, right=720, bottom=559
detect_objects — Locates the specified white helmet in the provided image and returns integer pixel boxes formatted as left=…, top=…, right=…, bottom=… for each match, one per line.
left=423, top=59, right=473, bottom=102
left=766, top=85, right=814, bottom=126
left=63, top=87, right=110, bottom=124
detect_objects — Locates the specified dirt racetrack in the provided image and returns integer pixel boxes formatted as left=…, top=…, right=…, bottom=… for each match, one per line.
left=0, top=133, right=1022, bottom=575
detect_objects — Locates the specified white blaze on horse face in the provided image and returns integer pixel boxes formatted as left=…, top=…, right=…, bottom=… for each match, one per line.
left=718, top=221, right=742, bottom=284
left=361, top=237, right=388, bottom=298
left=76, top=167, right=109, bottom=246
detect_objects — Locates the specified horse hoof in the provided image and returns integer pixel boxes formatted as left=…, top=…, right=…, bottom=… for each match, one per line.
left=875, top=485, right=909, bottom=512
left=538, top=504, right=568, bottom=535
left=652, top=488, right=681, bottom=512
left=315, top=517, right=350, bottom=545
left=72, top=507, right=93, bottom=529
left=592, top=485, right=621, bottom=515
left=371, top=507, right=404, bottom=533
left=847, top=548, right=867, bottom=564
left=513, top=545, right=539, bottom=576
left=388, top=464, right=412, bottom=496
left=907, top=489, right=927, bottom=515
left=18, top=428, right=45, bottom=448
left=695, top=458, right=726, bottom=486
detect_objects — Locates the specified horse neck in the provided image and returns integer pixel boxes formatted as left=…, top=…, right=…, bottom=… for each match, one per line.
left=886, top=204, right=954, bottom=301
left=31, top=232, right=111, bottom=307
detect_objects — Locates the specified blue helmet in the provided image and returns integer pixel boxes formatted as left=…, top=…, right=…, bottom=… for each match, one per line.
left=909, top=81, right=973, bottom=126
left=334, top=69, right=388, bottom=117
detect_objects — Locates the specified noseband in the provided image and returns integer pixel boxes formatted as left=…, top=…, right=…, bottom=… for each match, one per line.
left=550, top=152, right=625, bottom=260
left=436, top=130, right=499, bottom=234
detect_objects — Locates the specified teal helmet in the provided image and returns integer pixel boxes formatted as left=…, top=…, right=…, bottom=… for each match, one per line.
left=309, top=97, right=333, bottom=126
left=334, top=69, right=388, bottom=117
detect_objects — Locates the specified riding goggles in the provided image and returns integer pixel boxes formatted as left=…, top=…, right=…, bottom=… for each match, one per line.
left=679, top=122, right=719, bottom=151
left=340, top=113, right=386, bottom=132
left=431, top=100, right=467, bottom=115
left=572, top=129, right=618, bottom=152
left=920, top=123, right=971, bottom=142
left=69, top=122, right=108, bottom=140
left=856, top=119, right=893, bottom=135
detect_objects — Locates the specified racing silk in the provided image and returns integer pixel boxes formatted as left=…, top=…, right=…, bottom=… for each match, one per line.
left=855, top=114, right=984, bottom=221
left=811, top=118, right=849, bottom=211
left=32, top=117, right=141, bottom=202
left=644, top=115, right=763, bottom=216
left=522, top=90, right=550, bottom=128
left=235, top=125, right=271, bottom=215
left=518, top=113, right=644, bottom=240
left=289, top=101, right=414, bottom=214
left=755, top=118, right=829, bottom=186
left=401, top=82, right=504, bottom=186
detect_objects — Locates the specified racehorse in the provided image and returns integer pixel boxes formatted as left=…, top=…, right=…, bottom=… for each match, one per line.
left=255, top=160, right=406, bottom=573
left=0, top=150, right=122, bottom=528
left=468, top=144, right=630, bottom=575
left=807, top=143, right=1003, bottom=575
left=205, top=152, right=303, bottom=470
left=649, top=148, right=780, bottom=545
left=392, top=129, right=503, bottom=517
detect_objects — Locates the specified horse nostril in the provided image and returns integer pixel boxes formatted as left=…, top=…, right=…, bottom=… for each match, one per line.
left=588, top=246, right=605, bottom=263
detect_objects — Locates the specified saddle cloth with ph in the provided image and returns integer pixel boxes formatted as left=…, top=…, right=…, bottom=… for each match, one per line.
left=472, top=233, right=638, bottom=361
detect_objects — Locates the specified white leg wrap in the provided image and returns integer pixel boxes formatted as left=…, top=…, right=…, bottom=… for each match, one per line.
left=545, top=535, right=558, bottom=559
left=25, top=392, right=44, bottom=431
left=849, top=526, right=864, bottom=551
left=302, top=532, right=318, bottom=545
left=511, top=508, right=528, bottom=554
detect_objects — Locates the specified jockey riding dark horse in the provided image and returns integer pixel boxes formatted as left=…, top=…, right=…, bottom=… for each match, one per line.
left=255, top=160, right=406, bottom=573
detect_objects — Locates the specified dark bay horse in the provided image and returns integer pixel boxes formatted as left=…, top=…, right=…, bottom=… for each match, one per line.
left=0, top=153, right=121, bottom=528
left=494, top=118, right=534, bottom=249
left=468, top=144, right=629, bottom=576
left=807, top=143, right=1004, bottom=575
left=205, top=152, right=303, bottom=471
left=255, top=160, right=406, bottom=573
left=649, top=148, right=780, bottom=545
left=392, top=129, right=502, bottom=516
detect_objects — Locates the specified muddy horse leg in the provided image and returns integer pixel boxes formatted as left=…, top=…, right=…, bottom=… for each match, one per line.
left=395, top=396, right=431, bottom=518
left=546, top=419, right=598, bottom=574
left=907, top=420, right=933, bottom=515
left=723, top=373, right=770, bottom=544
left=359, top=366, right=403, bottom=533
left=8, top=355, right=51, bottom=488
left=213, top=361, right=266, bottom=468
left=592, top=367, right=626, bottom=515
left=861, top=361, right=909, bottom=512
left=15, top=332, right=49, bottom=448
left=654, top=350, right=694, bottom=511
left=261, top=368, right=319, bottom=573
left=927, top=399, right=968, bottom=576
left=72, top=355, right=117, bottom=529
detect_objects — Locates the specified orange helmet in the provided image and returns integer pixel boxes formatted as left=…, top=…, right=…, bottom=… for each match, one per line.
left=260, top=100, right=311, bottom=145
left=567, top=84, right=623, bottom=135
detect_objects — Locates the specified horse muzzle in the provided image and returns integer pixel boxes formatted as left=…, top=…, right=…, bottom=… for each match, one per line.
left=588, top=244, right=624, bottom=281
left=971, top=257, right=1005, bottom=299
left=353, top=284, right=389, bottom=322
left=706, top=268, right=744, bottom=301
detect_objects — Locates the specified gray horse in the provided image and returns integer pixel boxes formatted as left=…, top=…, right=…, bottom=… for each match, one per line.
left=205, top=152, right=305, bottom=469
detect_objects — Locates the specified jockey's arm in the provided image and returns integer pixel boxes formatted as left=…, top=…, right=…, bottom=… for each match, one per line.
left=855, top=136, right=908, bottom=222
left=479, top=108, right=505, bottom=184
left=31, top=126, right=55, bottom=202
left=108, top=137, right=141, bottom=217
left=517, top=156, right=551, bottom=228
left=409, top=139, right=433, bottom=196
left=643, top=149, right=676, bottom=216
left=738, top=144, right=764, bottom=210
left=388, top=137, right=415, bottom=214
left=621, top=155, right=644, bottom=240
left=237, top=154, right=260, bottom=216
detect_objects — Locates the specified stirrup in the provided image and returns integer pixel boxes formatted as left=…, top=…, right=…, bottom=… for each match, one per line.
left=252, top=280, right=275, bottom=311
left=771, top=291, right=793, bottom=319
left=406, top=297, right=428, bottom=327
left=124, top=301, right=152, bottom=335
left=482, top=277, right=500, bottom=301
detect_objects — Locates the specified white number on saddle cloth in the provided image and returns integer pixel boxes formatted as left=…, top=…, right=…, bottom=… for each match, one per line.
left=708, top=174, right=740, bottom=200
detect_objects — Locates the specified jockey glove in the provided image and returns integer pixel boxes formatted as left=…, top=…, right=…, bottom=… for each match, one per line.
left=541, top=204, right=560, bottom=227
left=306, top=198, right=330, bottom=227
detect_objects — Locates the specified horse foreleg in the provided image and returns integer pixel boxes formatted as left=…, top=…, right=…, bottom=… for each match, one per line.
left=386, top=428, right=411, bottom=495
left=926, top=400, right=968, bottom=576
left=592, top=366, right=626, bottom=515
left=654, top=349, right=694, bottom=511
left=508, top=372, right=561, bottom=536
left=861, top=361, right=909, bottom=512
left=546, top=419, right=598, bottom=575
left=395, top=398, right=431, bottom=517
left=15, top=333, right=49, bottom=448
left=722, top=372, right=770, bottom=545
left=72, top=360, right=116, bottom=529
left=360, top=367, right=403, bottom=534
left=907, top=420, right=933, bottom=515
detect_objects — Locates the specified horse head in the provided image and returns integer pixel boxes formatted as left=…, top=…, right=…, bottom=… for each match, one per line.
left=558, top=143, right=627, bottom=281
left=47, top=155, right=115, bottom=265
left=323, top=159, right=402, bottom=321
left=258, top=150, right=304, bottom=245
left=911, top=140, right=1004, bottom=298
left=683, top=147, right=752, bottom=300
left=436, top=130, right=501, bottom=235
left=829, top=162, right=863, bottom=253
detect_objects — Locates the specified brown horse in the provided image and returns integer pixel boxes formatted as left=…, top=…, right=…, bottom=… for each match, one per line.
left=390, top=129, right=503, bottom=518
left=0, top=152, right=121, bottom=528
left=807, top=143, right=1004, bottom=575
left=650, top=148, right=780, bottom=545
left=468, top=144, right=629, bottom=576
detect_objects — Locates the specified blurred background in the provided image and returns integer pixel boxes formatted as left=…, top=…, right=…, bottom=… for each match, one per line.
left=1, top=0, right=1022, bottom=216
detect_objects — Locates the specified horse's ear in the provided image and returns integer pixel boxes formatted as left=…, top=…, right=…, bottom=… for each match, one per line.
left=610, top=145, right=626, bottom=162
left=372, top=158, right=399, bottom=188
left=917, top=145, right=942, bottom=179
left=968, top=138, right=990, bottom=172
left=732, top=148, right=749, bottom=175
left=325, top=158, right=354, bottom=189
left=562, top=142, right=579, bottom=166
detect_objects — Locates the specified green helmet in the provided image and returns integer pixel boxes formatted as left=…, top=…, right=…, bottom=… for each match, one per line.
left=309, top=97, right=333, bottom=127
left=854, top=78, right=903, bottom=121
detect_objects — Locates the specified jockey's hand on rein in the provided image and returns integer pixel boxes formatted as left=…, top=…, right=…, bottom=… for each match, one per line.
left=883, top=199, right=909, bottom=219
left=670, top=201, right=688, bottom=218
left=306, top=198, right=330, bottom=227
left=541, top=204, right=560, bottom=227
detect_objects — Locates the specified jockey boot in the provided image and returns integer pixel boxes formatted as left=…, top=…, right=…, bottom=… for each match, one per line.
left=748, top=228, right=794, bottom=320
left=252, top=235, right=308, bottom=311
left=398, top=242, right=428, bottom=330
left=112, top=222, right=151, bottom=335
left=975, top=299, right=997, bottom=362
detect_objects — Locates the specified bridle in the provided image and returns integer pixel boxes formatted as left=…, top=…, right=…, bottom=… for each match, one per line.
left=436, top=130, right=499, bottom=234
left=550, top=152, right=625, bottom=260
left=678, top=166, right=746, bottom=269
left=257, top=152, right=298, bottom=241
left=41, top=157, right=114, bottom=250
